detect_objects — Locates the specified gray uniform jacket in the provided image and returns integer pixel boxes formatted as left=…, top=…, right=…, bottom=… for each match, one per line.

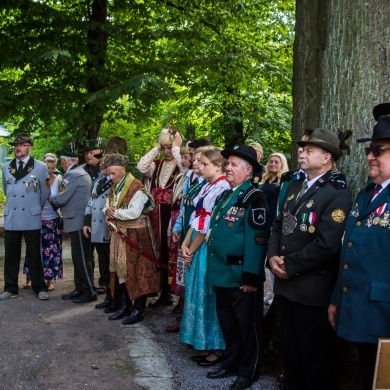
left=84, top=176, right=112, bottom=243
left=51, top=164, right=92, bottom=233
left=2, top=157, right=50, bottom=231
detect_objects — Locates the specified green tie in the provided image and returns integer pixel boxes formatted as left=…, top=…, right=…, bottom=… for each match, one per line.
left=295, top=180, right=308, bottom=204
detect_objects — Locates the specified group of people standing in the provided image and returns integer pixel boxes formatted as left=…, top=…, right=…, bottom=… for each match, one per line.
left=1, top=104, right=390, bottom=390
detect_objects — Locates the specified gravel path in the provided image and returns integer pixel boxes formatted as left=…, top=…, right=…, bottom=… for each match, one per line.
left=0, top=236, right=279, bottom=389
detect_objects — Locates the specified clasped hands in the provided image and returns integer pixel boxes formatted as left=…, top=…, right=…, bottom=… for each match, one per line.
left=105, top=206, right=116, bottom=220
left=269, top=255, right=289, bottom=279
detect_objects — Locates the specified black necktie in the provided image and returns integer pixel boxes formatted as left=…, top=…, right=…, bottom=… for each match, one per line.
left=17, top=160, right=24, bottom=173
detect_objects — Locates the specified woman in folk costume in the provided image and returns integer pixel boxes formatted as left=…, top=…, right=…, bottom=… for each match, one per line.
left=102, top=153, right=160, bottom=325
left=137, top=128, right=183, bottom=307
left=168, top=142, right=192, bottom=284
left=165, top=145, right=211, bottom=333
left=179, top=147, right=230, bottom=365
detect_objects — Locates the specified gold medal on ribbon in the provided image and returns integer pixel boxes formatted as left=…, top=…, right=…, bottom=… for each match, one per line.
left=308, top=225, right=316, bottom=233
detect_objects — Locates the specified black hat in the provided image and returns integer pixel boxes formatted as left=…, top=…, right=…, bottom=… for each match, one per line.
left=80, top=138, right=105, bottom=152
left=357, top=115, right=390, bottom=143
left=188, top=138, right=212, bottom=149
left=373, top=103, right=390, bottom=121
left=9, top=133, right=33, bottom=146
left=297, top=128, right=343, bottom=161
left=56, top=140, right=78, bottom=157
left=221, top=144, right=263, bottom=173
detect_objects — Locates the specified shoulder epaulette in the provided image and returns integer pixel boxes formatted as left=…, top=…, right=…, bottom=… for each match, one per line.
left=236, top=186, right=267, bottom=208
left=329, top=171, right=348, bottom=190
left=280, top=170, right=299, bottom=183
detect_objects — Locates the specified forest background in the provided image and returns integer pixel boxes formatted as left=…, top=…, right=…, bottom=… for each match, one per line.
left=0, top=0, right=294, bottom=169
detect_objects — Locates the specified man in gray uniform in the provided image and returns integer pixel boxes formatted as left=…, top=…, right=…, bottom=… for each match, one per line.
left=0, top=133, right=50, bottom=300
left=83, top=158, right=112, bottom=308
left=49, top=143, right=96, bottom=303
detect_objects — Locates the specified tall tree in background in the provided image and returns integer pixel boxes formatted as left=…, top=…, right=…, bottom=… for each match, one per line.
left=293, top=0, right=390, bottom=197
left=0, top=0, right=294, bottom=154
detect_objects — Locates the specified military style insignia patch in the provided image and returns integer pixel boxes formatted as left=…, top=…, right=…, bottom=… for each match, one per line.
left=255, top=233, right=265, bottom=246
left=59, top=182, right=66, bottom=194
left=45, top=178, right=50, bottom=189
left=252, top=208, right=266, bottom=226
left=332, top=209, right=345, bottom=223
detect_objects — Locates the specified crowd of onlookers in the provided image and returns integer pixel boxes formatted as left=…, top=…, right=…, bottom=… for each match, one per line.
left=2, top=103, right=390, bottom=390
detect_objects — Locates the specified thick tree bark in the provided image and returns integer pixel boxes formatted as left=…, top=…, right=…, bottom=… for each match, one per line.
left=293, top=0, right=390, bottom=198
left=83, top=0, right=108, bottom=140
left=289, top=1, right=390, bottom=387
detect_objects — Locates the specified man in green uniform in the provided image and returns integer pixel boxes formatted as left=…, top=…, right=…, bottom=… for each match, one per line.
left=206, top=144, right=271, bottom=390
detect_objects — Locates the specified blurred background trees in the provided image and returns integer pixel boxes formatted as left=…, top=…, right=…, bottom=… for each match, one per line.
left=0, top=0, right=294, bottom=162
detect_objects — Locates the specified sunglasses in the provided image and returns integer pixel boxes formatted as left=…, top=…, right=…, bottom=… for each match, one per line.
left=364, top=146, right=390, bottom=157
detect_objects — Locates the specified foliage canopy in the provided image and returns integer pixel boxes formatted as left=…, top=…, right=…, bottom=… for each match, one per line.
left=0, top=0, right=295, bottom=160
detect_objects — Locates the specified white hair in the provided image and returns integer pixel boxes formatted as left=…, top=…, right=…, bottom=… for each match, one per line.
left=60, top=155, right=78, bottom=163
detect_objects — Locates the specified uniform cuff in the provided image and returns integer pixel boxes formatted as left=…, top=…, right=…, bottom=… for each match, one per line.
left=242, top=272, right=263, bottom=288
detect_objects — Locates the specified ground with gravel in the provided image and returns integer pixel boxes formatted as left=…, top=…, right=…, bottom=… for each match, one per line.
left=0, top=236, right=280, bottom=390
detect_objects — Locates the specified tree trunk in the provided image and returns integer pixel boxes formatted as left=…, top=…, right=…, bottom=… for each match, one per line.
left=293, top=0, right=390, bottom=199
left=83, top=0, right=108, bottom=140
left=292, top=1, right=390, bottom=388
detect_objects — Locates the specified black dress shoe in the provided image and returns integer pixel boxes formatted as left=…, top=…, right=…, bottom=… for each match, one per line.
left=148, top=292, right=173, bottom=308
left=94, top=286, right=106, bottom=295
left=95, top=298, right=113, bottom=309
left=206, top=368, right=236, bottom=379
left=197, top=352, right=224, bottom=367
left=230, top=376, right=253, bottom=390
left=190, top=353, right=209, bottom=362
left=73, top=294, right=98, bottom=304
left=104, top=301, right=120, bottom=313
left=108, top=305, right=133, bottom=320
left=62, top=290, right=83, bottom=300
left=122, top=309, right=144, bottom=325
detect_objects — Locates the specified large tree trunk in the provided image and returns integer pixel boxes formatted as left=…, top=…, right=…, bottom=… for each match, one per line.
left=293, top=0, right=390, bottom=198
left=290, top=1, right=390, bottom=388
left=83, top=0, right=108, bottom=140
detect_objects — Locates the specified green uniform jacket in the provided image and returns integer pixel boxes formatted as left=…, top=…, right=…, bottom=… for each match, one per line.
left=207, top=180, right=271, bottom=288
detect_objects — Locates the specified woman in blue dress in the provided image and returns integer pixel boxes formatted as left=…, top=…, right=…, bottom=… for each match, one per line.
left=180, top=147, right=230, bottom=366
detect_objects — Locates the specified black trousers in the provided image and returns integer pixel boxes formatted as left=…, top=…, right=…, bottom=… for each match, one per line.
left=214, top=285, right=263, bottom=380
left=95, top=242, right=110, bottom=287
left=4, top=230, right=47, bottom=295
left=277, top=296, right=335, bottom=390
left=69, top=230, right=95, bottom=296
left=355, top=342, right=378, bottom=390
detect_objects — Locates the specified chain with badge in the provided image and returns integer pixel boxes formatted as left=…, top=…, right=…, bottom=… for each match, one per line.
left=282, top=181, right=316, bottom=236
left=282, top=181, right=305, bottom=235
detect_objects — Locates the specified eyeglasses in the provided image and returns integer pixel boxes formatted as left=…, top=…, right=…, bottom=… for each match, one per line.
left=364, top=146, right=390, bottom=157
left=14, top=143, right=31, bottom=148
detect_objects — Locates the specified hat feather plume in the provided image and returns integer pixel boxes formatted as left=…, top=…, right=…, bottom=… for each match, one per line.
left=337, top=129, right=352, bottom=155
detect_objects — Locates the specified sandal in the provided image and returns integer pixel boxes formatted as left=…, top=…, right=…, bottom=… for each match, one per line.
left=47, top=281, right=54, bottom=291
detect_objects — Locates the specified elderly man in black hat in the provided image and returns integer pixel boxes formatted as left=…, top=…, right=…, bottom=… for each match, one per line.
left=0, top=133, right=51, bottom=301
left=205, top=144, right=271, bottom=390
left=329, top=116, right=390, bottom=390
left=267, top=128, right=351, bottom=390
left=49, top=143, right=95, bottom=303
